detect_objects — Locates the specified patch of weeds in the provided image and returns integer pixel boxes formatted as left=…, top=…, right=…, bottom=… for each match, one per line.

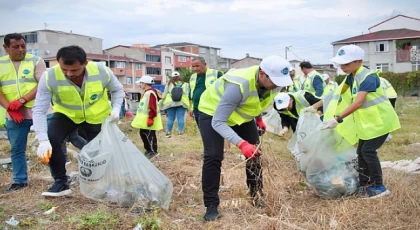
left=134, top=210, right=162, bottom=230
left=69, top=211, right=120, bottom=229
left=295, top=181, right=309, bottom=191
left=19, top=216, right=37, bottom=228
left=0, top=203, right=4, bottom=219
left=37, top=201, right=53, bottom=211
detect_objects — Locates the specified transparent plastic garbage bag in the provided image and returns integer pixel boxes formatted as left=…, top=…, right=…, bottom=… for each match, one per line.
left=78, top=118, right=173, bottom=209
left=288, top=113, right=359, bottom=199
left=262, top=108, right=282, bottom=136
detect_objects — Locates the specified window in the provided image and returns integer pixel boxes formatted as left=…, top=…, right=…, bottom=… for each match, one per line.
left=375, top=41, right=389, bottom=52
left=199, top=47, right=207, bottom=54
left=165, top=69, right=172, bottom=76
left=146, top=67, right=161, bottom=75
left=135, top=63, right=142, bottom=70
left=376, top=63, right=389, bottom=72
left=292, top=63, right=296, bottom=67
left=210, top=48, right=215, bottom=55
left=115, top=61, right=126, bottom=68
left=146, top=54, right=161, bottom=62
left=178, top=56, right=186, bottom=62
left=126, top=77, right=133, bottom=85
left=412, top=62, right=420, bottom=71
left=217, top=50, right=220, bottom=56
left=23, top=33, right=37, bottom=43
left=165, top=56, right=171, bottom=64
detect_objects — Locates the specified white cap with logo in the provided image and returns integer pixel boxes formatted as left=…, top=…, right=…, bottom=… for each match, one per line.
left=260, top=56, right=293, bottom=87
left=330, top=44, right=365, bottom=65
left=274, top=92, right=290, bottom=110
left=171, top=71, right=180, bottom=78
left=136, top=75, right=154, bottom=84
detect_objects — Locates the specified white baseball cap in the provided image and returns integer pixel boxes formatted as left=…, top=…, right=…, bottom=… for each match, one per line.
left=136, top=75, right=154, bottom=84
left=322, top=73, right=330, bottom=80
left=260, top=56, right=293, bottom=87
left=330, top=45, right=364, bottom=64
left=171, top=71, right=180, bottom=78
left=274, top=92, right=290, bottom=110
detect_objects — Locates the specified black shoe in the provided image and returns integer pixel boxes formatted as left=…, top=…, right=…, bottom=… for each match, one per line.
left=144, top=150, right=151, bottom=158
left=204, top=205, right=219, bottom=221
left=5, top=183, right=27, bottom=193
left=41, top=179, right=72, bottom=197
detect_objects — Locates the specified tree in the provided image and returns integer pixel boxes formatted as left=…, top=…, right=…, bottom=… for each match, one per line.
left=177, top=67, right=194, bottom=82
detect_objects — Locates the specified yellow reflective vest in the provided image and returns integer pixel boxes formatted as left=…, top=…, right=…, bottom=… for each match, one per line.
left=160, top=81, right=190, bottom=110
left=323, top=81, right=338, bottom=97
left=199, top=66, right=275, bottom=126
left=302, top=70, right=325, bottom=97
left=288, top=75, right=303, bottom=93
left=379, top=77, right=397, bottom=99
left=281, top=90, right=310, bottom=119
left=0, top=54, right=39, bottom=107
left=189, top=68, right=218, bottom=99
left=131, top=90, right=163, bottom=130
left=324, top=66, right=400, bottom=144
left=45, top=62, right=111, bottom=124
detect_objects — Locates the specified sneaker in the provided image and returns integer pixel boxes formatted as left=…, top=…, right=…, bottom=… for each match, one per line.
left=204, top=205, right=219, bottom=221
left=178, top=131, right=183, bottom=136
left=353, top=186, right=368, bottom=197
left=41, top=179, right=72, bottom=197
left=363, top=185, right=391, bottom=199
left=148, top=152, right=160, bottom=159
left=165, top=133, right=171, bottom=138
left=144, top=150, right=151, bottom=158
left=5, top=183, right=27, bottom=193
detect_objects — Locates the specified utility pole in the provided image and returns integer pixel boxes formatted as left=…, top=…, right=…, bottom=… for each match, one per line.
left=285, top=45, right=292, bottom=60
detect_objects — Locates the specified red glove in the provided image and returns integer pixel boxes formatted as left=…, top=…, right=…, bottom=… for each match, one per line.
left=7, top=109, right=24, bottom=124
left=7, top=98, right=25, bottom=110
left=238, top=141, right=260, bottom=158
left=147, top=118, right=154, bottom=127
left=255, top=117, right=266, bottom=131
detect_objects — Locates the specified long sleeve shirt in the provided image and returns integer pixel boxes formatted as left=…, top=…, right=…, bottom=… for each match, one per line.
left=33, top=66, right=124, bottom=141
left=145, top=88, right=157, bottom=120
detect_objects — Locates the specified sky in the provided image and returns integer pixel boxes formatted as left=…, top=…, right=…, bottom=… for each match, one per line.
left=1, top=0, right=419, bottom=64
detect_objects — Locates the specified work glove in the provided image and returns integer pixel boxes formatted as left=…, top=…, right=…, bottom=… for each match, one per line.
left=321, top=118, right=338, bottom=130
left=279, top=127, right=289, bottom=136
left=303, top=106, right=316, bottom=113
left=147, top=118, right=154, bottom=127
left=255, top=117, right=266, bottom=131
left=37, top=140, right=52, bottom=164
left=7, top=109, right=24, bottom=124
left=7, top=98, right=25, bottom=110
left=109, top=109, right=120, bottom=122
left=238, top=141, right=260, bottom=159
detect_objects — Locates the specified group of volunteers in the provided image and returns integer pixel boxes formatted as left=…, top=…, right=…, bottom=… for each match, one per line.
left=1, top=32, right=400, bottom=222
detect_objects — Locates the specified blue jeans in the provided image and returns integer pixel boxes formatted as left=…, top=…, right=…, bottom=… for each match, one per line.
left=6, top=119, right=33, bottom=184
left=166, top=106, right=187, bottom=133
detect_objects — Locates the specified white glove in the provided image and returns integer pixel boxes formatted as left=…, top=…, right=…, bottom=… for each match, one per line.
left=37, top=140, right=52, bottom=164
left=279, top=127, right=289, bottom=136
left=321, top=118, right=338, bottom=130
left=303, top=106, right=316, bottom=113
left=109, top=109, right=120, bottom=121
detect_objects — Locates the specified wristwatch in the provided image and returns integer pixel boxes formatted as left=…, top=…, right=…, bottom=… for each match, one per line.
left=18, top=97, right=27, bottom=104
left=334, top=115, right=343, bottom=123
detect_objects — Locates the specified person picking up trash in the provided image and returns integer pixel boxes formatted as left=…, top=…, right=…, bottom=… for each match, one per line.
left=307, top=44, right=400, bottom=199
left=197, top=56, right=292, bottom=221
left=32, top=45, right=124, bottom=197
left=131, top=75, right=162, bottom=159
left=274, top=90, right=323, bottom=137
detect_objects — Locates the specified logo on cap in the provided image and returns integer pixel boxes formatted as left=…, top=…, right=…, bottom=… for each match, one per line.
left=281, top=67, right=289, bottom=75
left=277, top=99, right=283, bottom=104
left=338, top=49, right=345, bottom=56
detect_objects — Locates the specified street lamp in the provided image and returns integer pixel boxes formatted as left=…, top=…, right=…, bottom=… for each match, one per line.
left=285, top=45, right=292, bottom=60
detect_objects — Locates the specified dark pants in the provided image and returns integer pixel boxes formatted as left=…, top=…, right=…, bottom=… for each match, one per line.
left=61, top=128, right=88, bottom=154
left=199, top=112, right=262, bottom=207
left=389, top=98, right=396, bottom=109
left=193, top=109, right=200, bottom=127
left=357, top=134, right=388, bottom=187
left=139, top=129, right=158, bottom=153
left=48, top=113, right=101, bottom=181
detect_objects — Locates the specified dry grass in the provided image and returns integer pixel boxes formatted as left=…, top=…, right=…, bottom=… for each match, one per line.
left=0, top=98, right=420, bottom=229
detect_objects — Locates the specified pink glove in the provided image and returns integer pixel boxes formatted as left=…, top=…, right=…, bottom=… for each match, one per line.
left=238, top=141, right=260, bottom=158
left=255, top=117, right=266, bottom=131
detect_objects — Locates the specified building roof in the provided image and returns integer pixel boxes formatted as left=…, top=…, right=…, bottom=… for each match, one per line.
left=44, top=53, right=144, bottom=63
left=231, top=56, right=262, bottom=64
left=0, top=29, right=101, bottom=39
left=103, top=45, right=135, bottom=51
left=289, top=59, right=301, bottom=63
left=152, top=42, right=221, bottom=49
left=369, top=14, right=420, bottom=31
left=168, top=48, right=199, bottom=57
left=332, top=28, right=420, bottom=44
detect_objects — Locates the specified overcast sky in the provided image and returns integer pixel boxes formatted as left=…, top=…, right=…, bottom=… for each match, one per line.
left=1, top=0, right=419, bottom=63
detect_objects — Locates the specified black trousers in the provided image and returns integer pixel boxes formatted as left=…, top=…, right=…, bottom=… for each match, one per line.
left=139, top=129, right=158, bottom=153
left=199, top=112, right=262, bottom=207
left=357, top=134, right=388, bottom=187
left=48, top=113, right=101, bottom=181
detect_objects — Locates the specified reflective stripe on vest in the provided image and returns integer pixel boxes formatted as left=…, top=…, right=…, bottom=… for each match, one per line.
left=0, top=54, right=39, bottom=107
left=131, top=90, right=163, bottom=130
left=161, top=82, right=190, bottom=110
left=189, top=68, right=218, bottom=99
left=281, top=90, right=310, bottom=119
left=46, top=62, right=111, bottom=124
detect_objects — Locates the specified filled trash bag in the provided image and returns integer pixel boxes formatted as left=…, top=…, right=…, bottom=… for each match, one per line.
left=78, top=118, right=173, bottom=209
left=288, top=112, right=358, bottom=199
left=262, top=108, right=282, bottom=136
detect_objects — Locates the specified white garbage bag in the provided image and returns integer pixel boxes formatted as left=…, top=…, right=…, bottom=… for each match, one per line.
left=78, top=119, right=173, bottom=209
left=288, top=113, right=358, bottom=199
left=262, top=108, right=282, bottom=136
